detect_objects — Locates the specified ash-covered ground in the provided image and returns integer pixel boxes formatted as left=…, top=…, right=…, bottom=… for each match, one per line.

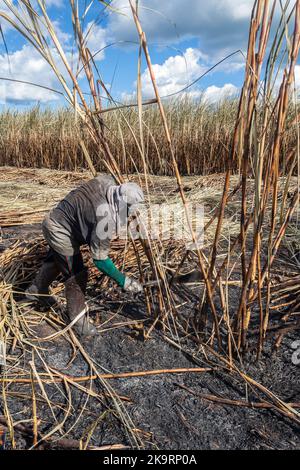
left=1, top=224, right=299, bottom=451
left=3, top=297, right=299, bottom=451
left=0, top=168, right=299, bottom=450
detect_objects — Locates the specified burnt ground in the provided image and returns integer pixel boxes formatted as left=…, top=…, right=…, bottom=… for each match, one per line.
left=0, top=226, right=299, bottom=451
left=0, top=168, right=299, bottom=451
left=33, top=322, right=300, bottom=451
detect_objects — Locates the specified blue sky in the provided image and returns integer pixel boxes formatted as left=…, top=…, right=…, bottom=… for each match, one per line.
left=0, top=1, right=262, bottom=108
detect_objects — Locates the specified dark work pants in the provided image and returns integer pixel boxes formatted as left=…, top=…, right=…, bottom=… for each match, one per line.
left=45, top=248, right=85, bottom=282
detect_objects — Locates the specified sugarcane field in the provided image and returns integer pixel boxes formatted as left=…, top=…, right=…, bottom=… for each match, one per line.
left=0, top=0, right=299, bottom=456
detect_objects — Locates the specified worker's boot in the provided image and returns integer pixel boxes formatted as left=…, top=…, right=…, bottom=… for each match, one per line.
left=25, top=261, right=60, bottom=307
left=64, top=270, right=97, bottom=337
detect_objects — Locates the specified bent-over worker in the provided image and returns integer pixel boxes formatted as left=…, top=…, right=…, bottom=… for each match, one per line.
left=26, top=175, right=145, bottom=336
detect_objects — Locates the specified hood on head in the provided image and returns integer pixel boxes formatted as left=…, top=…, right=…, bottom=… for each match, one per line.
left=106, top=182, right=145, bottom=230
left=119, top=183, right=145, bottom=206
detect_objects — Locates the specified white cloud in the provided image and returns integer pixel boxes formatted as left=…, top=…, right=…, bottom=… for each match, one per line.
left=0, top=1, right=245, bottom=105
left=0, top=0, right=66, bottom=36
left=126, top=47, right=206, bottom=100
left=108, top=0, right=254, bottom=54
left=232, top=2, right=253, bottom=20
left=295, top=66, right=300, bottom=89
left=0, top=44, right=63, bottom=103
left=84, top=22, right=107, bottom=59
left=123, top=47, right=239, bottom=103
left=0, top=30, right=109, bottom=104
left=0, top=4, right=109, bottom=104
left=0, top=3, right=72, bottom=103
left=203, top=83, right=239, bottom=103
left=52, top=20, right=72, bottom=46
left=122, top=47, right=240, bottom=104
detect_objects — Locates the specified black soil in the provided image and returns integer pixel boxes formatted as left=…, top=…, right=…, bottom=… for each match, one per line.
left=1, top=226, right=300, bottom=450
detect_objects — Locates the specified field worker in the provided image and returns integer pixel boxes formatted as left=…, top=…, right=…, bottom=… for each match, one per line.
left=25, top=175, right=145, bottom=337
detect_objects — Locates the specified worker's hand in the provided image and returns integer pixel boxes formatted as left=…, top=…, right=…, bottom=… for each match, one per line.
left=123, top=277, right=143, bottom=294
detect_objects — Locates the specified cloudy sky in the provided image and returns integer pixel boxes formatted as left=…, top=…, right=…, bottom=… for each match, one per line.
left=0, top=0, right=259, bottom=107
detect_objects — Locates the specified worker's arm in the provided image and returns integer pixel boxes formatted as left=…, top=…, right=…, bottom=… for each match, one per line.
left=91, top=226, right=126, bottom=288
left=94, top=258, right=126, bottom=288
left=93, top=258, right=143, bottom=293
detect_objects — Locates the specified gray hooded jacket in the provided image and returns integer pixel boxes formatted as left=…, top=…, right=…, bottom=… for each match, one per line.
left=42, top=175, right=144, bottom=260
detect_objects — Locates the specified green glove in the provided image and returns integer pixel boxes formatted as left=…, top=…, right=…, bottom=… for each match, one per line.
left=93, top=258, right=126, bottom=288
